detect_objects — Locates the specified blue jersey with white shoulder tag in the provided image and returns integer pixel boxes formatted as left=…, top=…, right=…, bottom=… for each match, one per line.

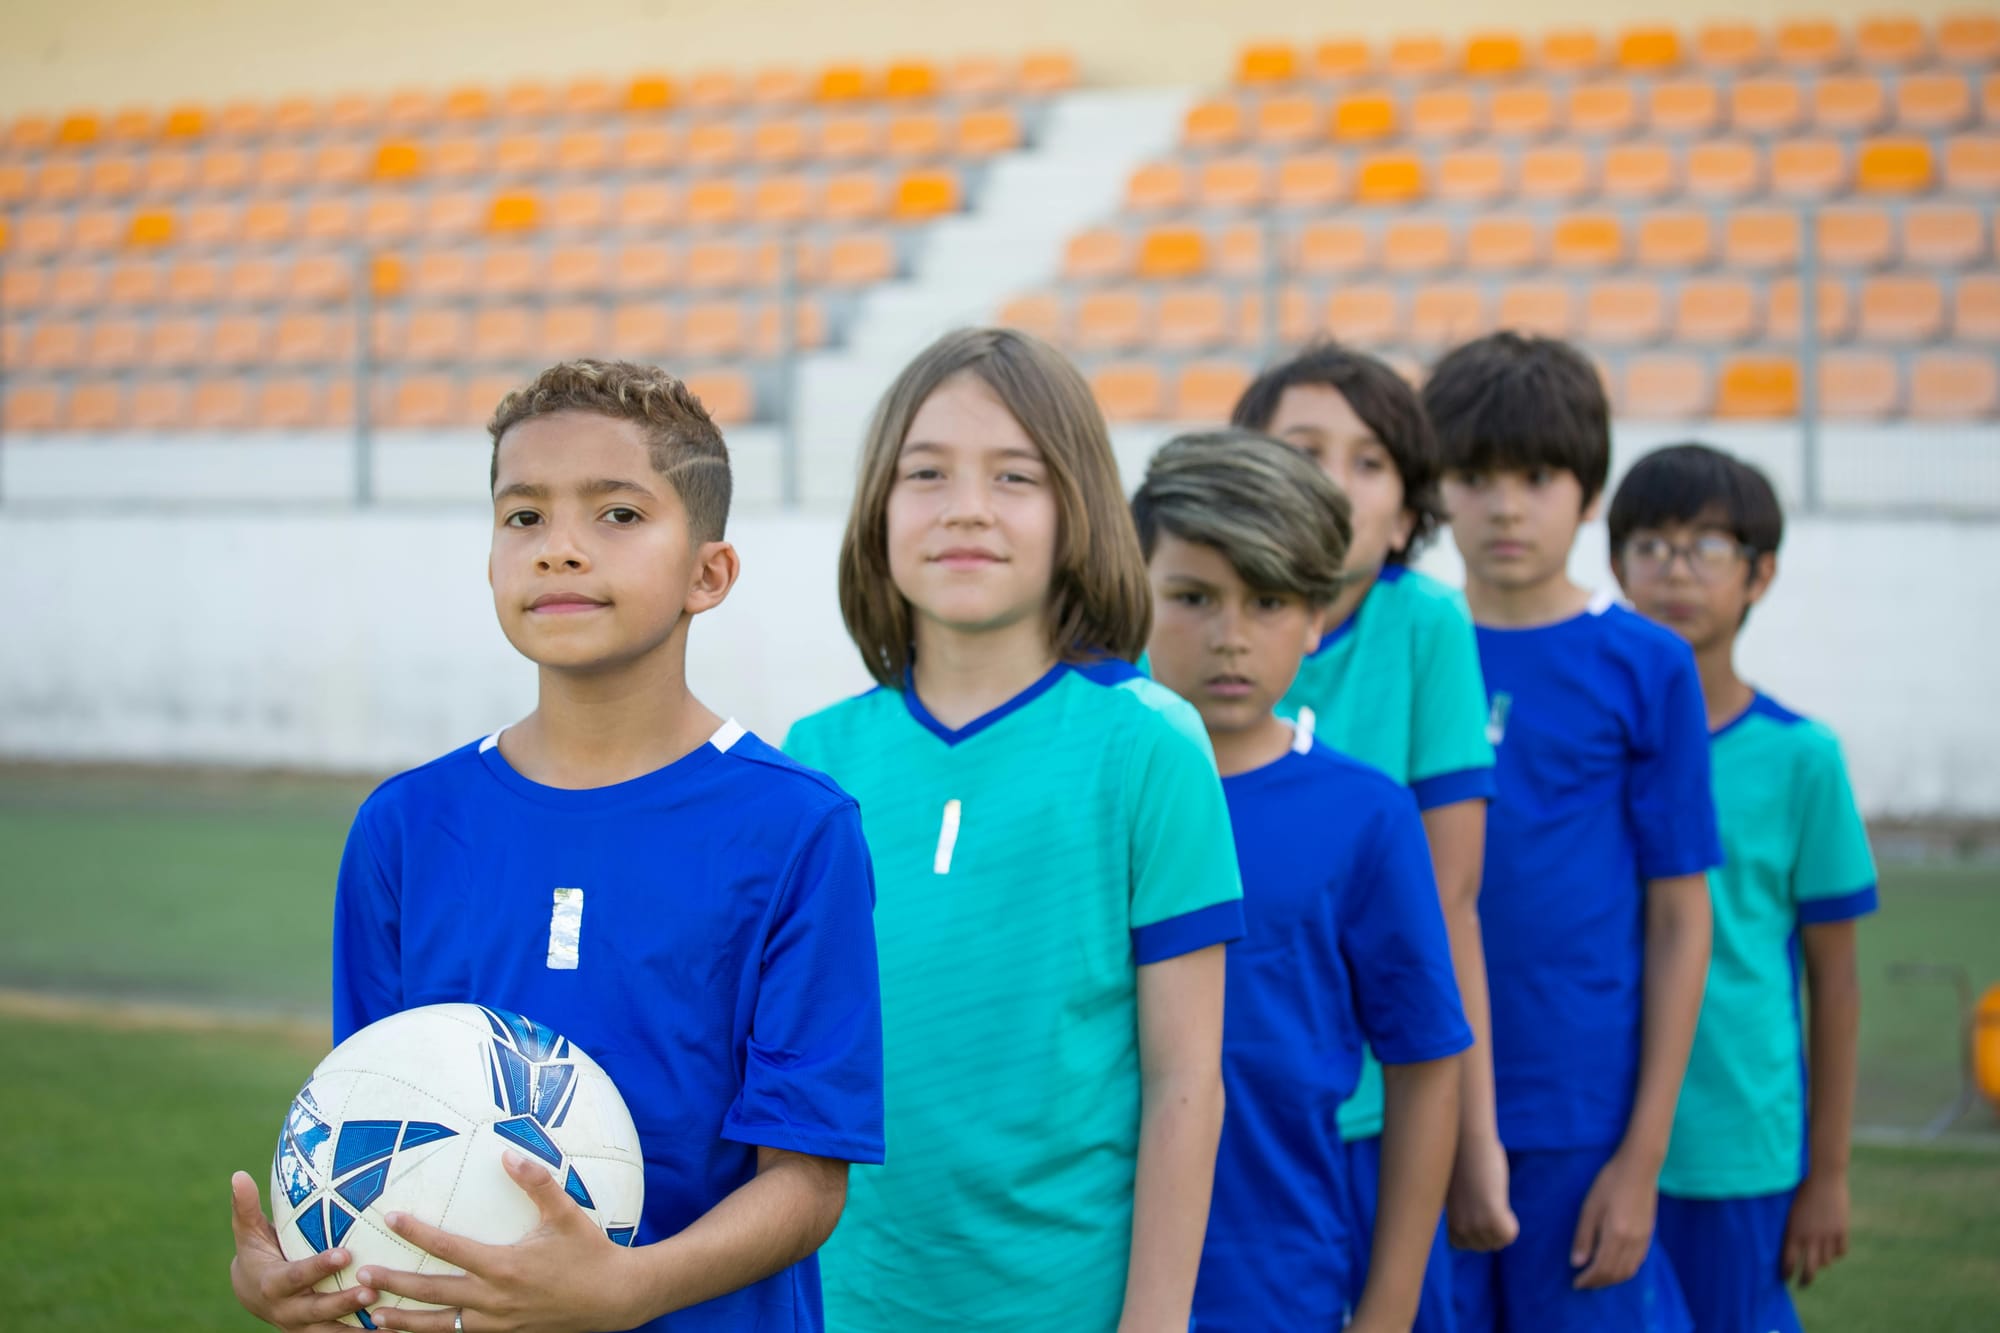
left=331, top=721, right=886, bottom=1333
left=1195, top=736, right=1471, bottom=1330
left=1475, top=595, right=1722, bottom=1151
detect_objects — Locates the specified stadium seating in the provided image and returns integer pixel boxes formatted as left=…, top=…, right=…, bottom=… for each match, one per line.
left=0, top=52, right=1073, bottom=430
left=1005, top=14, right=1998, bottom=421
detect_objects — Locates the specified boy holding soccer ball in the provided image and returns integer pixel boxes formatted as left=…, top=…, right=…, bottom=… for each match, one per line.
left=228, top=361, right=885, bottom=1333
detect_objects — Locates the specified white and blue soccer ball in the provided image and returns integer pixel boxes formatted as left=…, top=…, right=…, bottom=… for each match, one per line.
left=270, top=1003, right=646, bottom=1329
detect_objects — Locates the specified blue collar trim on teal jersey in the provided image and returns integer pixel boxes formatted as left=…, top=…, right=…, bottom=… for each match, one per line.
left=1711, top=691, right=1803, bottom=740
left=1310, top=563, right=1403, bottom=658
left=900, top=660, right=1070, bottom=747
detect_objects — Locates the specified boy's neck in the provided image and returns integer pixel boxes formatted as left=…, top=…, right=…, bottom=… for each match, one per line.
left=1695, top=637, right=1755, bottom=732
left=501, top=637, right=722, bottom=790
left=1464, top=572, right=1593, bottom=629
left=1320, top=565, right=1381, bottom=642
left=910, top=614, right=1057, bottom=731
left=1209, top=713, right=1297, bottom=778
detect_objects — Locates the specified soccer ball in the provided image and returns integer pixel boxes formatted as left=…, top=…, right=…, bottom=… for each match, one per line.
left=270, top=1003, right=646, bottom=1328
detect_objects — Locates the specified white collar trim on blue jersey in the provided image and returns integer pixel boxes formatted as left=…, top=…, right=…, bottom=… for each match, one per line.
left=479, top=730, right=504, bottom=753
left=709, top=718, right=745, bottom=753
left=1587, top=587, right=1618, bottom=616
left=1290, top=708, right=1317, bottom=753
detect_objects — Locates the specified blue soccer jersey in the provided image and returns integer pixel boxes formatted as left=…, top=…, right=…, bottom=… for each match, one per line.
left=1195, top=735, right=1471, bottom=1330
left=1474, top=594, right=1722, bottom=1151
left=332, top=721, right=886, bottom=1333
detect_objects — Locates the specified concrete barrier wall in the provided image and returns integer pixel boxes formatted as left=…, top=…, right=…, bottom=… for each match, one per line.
left=1, top=498, right=1993, bottom=816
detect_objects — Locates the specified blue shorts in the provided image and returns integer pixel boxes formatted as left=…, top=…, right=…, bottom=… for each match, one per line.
left=1451, top=1146, right=1691, bottom=1333
left=1656, top=1190, right=1804, bottom=1333
left=1342, top=1134, right=1456, bottom=1333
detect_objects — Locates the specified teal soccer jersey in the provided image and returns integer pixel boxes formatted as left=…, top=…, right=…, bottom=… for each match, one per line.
left=1277, top=564, right=1495, bottom=1140
left=1660, top=693, right=1878, bottom=1198
left=785, top=660, right=1245, bottom=1332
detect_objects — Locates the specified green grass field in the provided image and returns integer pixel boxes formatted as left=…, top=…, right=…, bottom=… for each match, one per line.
left=3, top=764, right=1997, bottom=1330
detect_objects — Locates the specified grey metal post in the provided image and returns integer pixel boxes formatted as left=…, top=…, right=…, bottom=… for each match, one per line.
left=1261, top=212, right=1281, bottom=363
left=0, top=225, right=9, bottom=506
left=1798, top=205, right=1822, bottom=515
left=353, top=249, right=376, bottom=507
left=776, top=231, right=800, bottom=510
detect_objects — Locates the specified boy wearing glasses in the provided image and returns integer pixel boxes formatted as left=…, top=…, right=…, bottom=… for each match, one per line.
left=1610, top=444, right=1877, bottom=1333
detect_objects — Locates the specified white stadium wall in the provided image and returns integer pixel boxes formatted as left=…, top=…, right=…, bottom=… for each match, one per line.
left=2, top=460, right=1996, bottom=817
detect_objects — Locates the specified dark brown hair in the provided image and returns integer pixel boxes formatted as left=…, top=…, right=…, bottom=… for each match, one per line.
left=488, top=359, right=732, bottom=542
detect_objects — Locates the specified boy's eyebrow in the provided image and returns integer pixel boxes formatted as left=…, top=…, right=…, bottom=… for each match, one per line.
left=899, top=440, right=1044, bottom=463
left=493, top=477, right=659, bottom=504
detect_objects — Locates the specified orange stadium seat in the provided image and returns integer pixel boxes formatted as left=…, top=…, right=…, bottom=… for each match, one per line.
left=751, top=119, right=809, bottom=165
left=617, top=183, right=681, bottom=230
left=385, top=375, right=459, bottom=427
left=1818, top=206, right=1895, bottom=268
left=1091, top=362, right=1166, bottom=421
left=274, top=312, right=347, bottom=365
left=1198, top=157, right=1268, bottom=210
left=301, top=199, right=357, bottom=245
left=684, top=371, right=755, bottom=426
left=1216, top=224, right=1266, bottom=277
left=89, top=155, right=140, bottom=199
left=472, top=306, right=536, bottom=361
left=818, top=116, right=878, bottom=162
left=1466, top=215, right=1540, bottom=271
left=1616, top=26, right=1681, bottom=73
left=1603, top=144, right=1677, bottom=200
left=1814, top=76, right=1889, bottom=134
left=606, top=302, right=675, bottom=358
left=1956, top=275, right=2000, bottom=340
left=1519, top=146, right=1592, bottom=201
left=1938, top=15, right=2000, bottom=66
left=1857, top=138, right=1934, bottom=194
left=398, top=308, right=466, bottom=363
left=1312, top=38, right=1373, bottom=81
left=1436, top=149, right=1509, bottom=203
left=1675, top=278, right=1760, bottom=342
left=33, top=160, right=87, bottom=206
left=1910, top=351, right=1998, bottom=419
left=1568, top=83, right=1638, bottom=137
left=1855, top=16, right=1927, bottom=68
left=555, top=130, right=612, bottom=176
left=684, top=239, right=749, bottom=290
left=1774, top=20, right=1844, bottom=71
left=166, top=261, right=221, bottom=305
left=685, top=180, right=744, bottom=227
left=1275, top=154, right=1344, bottom=208
left=817, top=171, right=883, bottom=222
left=67, top=379, right=126, bottom=429
left=1236, top=44, right=1299, bottom=86
left=1731, top=79, right=1804, bottom=135
left=481, top=246, right=541, bottom=296
left=1717, top=356, right=1799, bottom=418
left=1075, top=288, right=1148, bottom=351
left=1255, top=96, right=1322, bottom=147
left=998, top=292, right=1065, bottom=343
left=1156, top=287, right=1232, bottom=350
left=1897, top=73, right=1974, bottom=131
left=1294, top=220, right=1371, bottom=275
left=956, top=108, right=1022, bottom=156
left=1411, top=283, right=1489, bottom=347
left=1462, top=31, right=1526, bottom=78
left=425, top=192, right=484, bottom=240
left=1688, top=142, right=1762, bottom=200
left=224, top=256, right=285, bottom=305
left=1584, top=278, right=1664, bottom=342
left=1, top=266, right=46, bottom=310
left=1497, top=280, right=1575, bottom=336
left=547, top=245, right=608, bottom=295
left=30, top=320, right=86, bottom=370
left=752, top=175, right=812, bottom=225
left=1539, top=29, right=1606, bottom=76
left=683, top=301, right=750, bottom=358
left=4, top=383, right=62, bottom=432
left=50, top=264, right=103, bottom=309
left=107, top=261, right=161, bottom=307
left=1332, top=93, right=1397, bottom=143
left=1943, top=136, right=2000, bottom=192
left=255, top=379, right=334, bottom=429
left=1018, top=51, right=1077, bottom=93
left=1489, top=86, right=1555, bottom=138
left=1817, top=351, right=1902, bottom=419
left=1772, top=139, right=1849, bottom=198
left=1325, top=285, right=1402, bottom=343
left=130, top=380, right=190, bottom=430
left=73, top=210, right=124, bottom=252
left=1174, top=362, right=1254, bottom=421
left=210, top=314, right=270, bottom=366
left=410, top=250, right=476, bottom=299
left=191, top=377, right=254, bottom=429
left=1551, top=213, right=1625, bottom=269
left=946, top=54, right=1013, bottom=99
left=432, top=136, right=488, bottom=181
left=550, top=186, right=609, bottom=232
left=1063, top=228, right=1131, bottom=282
left=686, top=122, right=746, bottom=169
left=1622, top=354, right=1711, bottom=418
left=363, top=195, right=421, bottom=243
left=893, top=170, right=959, bottom=220
left=488, top=192, right=541, bottom=235
left=1724, top=209, right=1802, bottom=269
left=1387, top=35, right=1451, bottom=81
left=87, top=318, right=145, bottom=369
left=1411, top=88, right=1476, bottom=142
left=614, top=242, right=679, bottom=291
left=495, top=134, right=549, bottom=177
left=542, top=304, right=605, bottom=360
left=1859, top=275, right=1946, bottom=342
left=1382, top=218, right=1454, bottom=274
left=620, top=127, right=677, bottom=173
left=1137, top=227, right=1209, bottom=279
left=1903, top=204, right=1986, bottom=266
left=1184, top=99, right=1246, bottom=150
left=1649, top=81, right=1721, bottom=136
left=1355, top=154, right=1424, bottom=204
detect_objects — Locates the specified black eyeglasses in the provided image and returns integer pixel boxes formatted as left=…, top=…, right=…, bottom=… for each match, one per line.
left=1620, top=534, right=1756, bottom=582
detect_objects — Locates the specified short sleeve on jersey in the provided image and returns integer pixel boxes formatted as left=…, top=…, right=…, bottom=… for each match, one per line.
left=723, top=804, right=886, bottom=1164
left=1791, top=727, right=1879, bottom=924
left=1344, top=792, right=1473, bottom=1065
left=333, top=808, right=402, bottom=1043
left=1406, top=578, right=1498, bottom=810
left=1627, top=641, right=1724, bottom=881
left=1125, top=695, right=1246, bottom=965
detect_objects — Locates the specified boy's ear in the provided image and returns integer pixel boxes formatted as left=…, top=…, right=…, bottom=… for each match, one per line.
left=685, top=540, right=741, bottom=616
left=1580, top=489, right=1604, bottom=523
left=1303, top=603, right=1328, bottom=652
left=1745, top=551, right=1777, bottom=607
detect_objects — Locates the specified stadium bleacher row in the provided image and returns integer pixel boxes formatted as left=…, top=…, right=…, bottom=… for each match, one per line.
left=1004, top=14, right=2000, bottom=422
left=0, top=53, right=1075, bottom=430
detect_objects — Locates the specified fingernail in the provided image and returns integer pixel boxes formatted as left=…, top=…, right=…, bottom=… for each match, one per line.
left=356, top=1268, right=373, bottom=1284
left=503, top=1149, right=527, bottom=1169
left=384, top=1211, right=405, bottom=1229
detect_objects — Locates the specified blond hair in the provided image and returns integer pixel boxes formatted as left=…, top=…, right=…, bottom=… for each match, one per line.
left=1132, top=430, right=1354, bottom=605
left=487, top=359, right=733, bottom=542
left=838, top=328, right=1153, bottom=686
